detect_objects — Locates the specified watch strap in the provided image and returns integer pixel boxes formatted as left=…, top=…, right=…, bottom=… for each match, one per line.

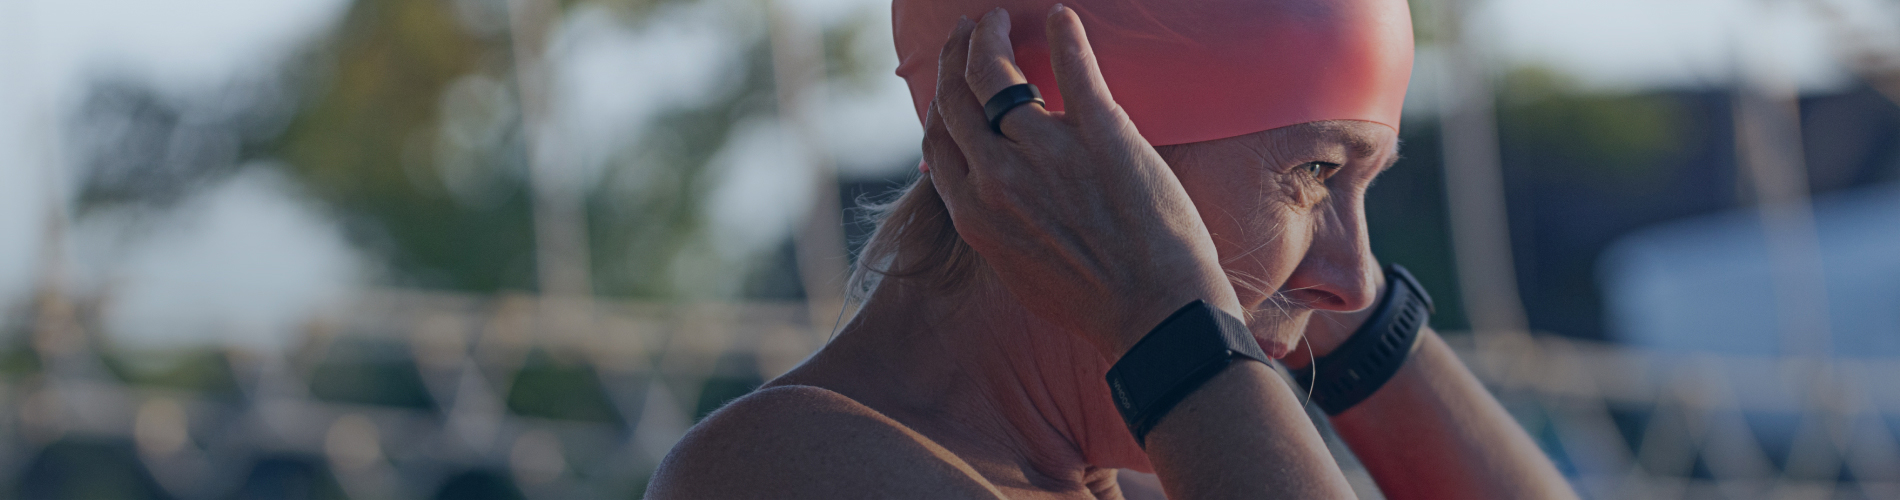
left=1293, top=264, right=1433, bottom=415
left=1107, top=300, right=1270, bottom=446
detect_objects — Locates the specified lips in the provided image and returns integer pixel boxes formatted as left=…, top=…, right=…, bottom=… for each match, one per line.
left=1257, top=339, right=1294, bottom=359
left=1245, top=309, right=1313, bottom=359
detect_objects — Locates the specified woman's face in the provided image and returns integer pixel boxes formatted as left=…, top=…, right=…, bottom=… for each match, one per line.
left=1159, top=120, right=1397, bottom=357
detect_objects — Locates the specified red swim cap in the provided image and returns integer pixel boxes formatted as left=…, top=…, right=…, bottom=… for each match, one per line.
left=894, top=0, right=1414, bottom=146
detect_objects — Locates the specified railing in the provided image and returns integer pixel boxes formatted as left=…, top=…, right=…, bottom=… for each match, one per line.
left=5, top=289, right=1897, bottom=499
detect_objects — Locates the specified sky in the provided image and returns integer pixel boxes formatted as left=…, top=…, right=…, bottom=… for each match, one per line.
left=1477, top=0, right=1851, bottom=91
left=0, top=0, right=1890, bottom=350
left=0, top=0, right=355, bottom=350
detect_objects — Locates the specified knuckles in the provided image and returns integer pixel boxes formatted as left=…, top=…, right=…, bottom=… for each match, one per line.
left=962, top=62, right=1012, bottom=99
left=921, top=126, right=952, bottom=159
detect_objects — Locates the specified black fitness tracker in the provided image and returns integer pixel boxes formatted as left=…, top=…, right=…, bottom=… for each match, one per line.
left=1104, top=264, right=1434, bottom=444
left=1106, top=300, right=1270, bottom=446
left=1293, top=264, right=1434, bottom=415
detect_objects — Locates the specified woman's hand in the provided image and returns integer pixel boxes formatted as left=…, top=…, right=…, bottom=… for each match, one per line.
left=923, top=6, right=1238, bottom=361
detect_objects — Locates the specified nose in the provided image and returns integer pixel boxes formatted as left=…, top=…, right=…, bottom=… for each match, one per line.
left=1280, top=213, right=1379, bottom=312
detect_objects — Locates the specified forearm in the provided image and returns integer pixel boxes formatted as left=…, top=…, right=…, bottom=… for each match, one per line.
left=1144, top=361, right=1356, bottom=499
left=1327, top=329, right=1575, bottom=499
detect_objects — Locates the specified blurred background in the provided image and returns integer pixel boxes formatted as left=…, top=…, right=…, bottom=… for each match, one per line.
left=0, top=0, right=1897, bottom=497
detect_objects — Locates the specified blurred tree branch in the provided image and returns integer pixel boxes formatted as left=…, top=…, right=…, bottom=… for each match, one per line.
left=255, top=0, right=881, bottom=298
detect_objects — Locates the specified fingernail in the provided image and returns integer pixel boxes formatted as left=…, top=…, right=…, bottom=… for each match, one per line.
left=1051, top=3, right=1066, bottom=14
left=957, top=15, right=972, bottom=29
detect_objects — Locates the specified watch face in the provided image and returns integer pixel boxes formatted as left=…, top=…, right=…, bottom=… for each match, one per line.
left=1107, top=301, right=1269, bottom=444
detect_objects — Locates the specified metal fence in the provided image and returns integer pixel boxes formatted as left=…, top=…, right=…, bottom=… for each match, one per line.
left=6, top=289, right=1898, bottom=499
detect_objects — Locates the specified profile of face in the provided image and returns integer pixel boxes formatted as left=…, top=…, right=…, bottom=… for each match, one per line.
left=1159, top=120, right=1396, bottom=357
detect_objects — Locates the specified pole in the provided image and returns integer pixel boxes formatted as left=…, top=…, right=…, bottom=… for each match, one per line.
left=767, top=4, right=850, bottom=336
left=508, top=0, right=594, bottom=300
left=1434, top=0, right=1531, bottom=340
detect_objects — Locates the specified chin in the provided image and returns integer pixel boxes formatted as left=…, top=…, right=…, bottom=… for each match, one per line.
left=1245, top=309, right=1312, bottom=359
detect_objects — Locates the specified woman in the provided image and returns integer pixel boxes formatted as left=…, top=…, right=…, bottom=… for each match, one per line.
left=650, top=0, right=1576, bottom=498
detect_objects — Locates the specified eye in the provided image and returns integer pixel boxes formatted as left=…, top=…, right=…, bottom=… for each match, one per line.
left=1300, top=161, right=1341, bottom=181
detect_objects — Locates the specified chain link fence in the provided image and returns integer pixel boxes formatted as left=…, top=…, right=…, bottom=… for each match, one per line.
left=5, top=289, right=1897, bottom=499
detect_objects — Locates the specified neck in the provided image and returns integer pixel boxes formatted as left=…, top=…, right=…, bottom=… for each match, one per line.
left=786, top=275, right=1152, bottom=486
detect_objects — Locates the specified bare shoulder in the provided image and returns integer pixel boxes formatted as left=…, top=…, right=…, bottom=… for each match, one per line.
left=646, top=385, right=1004, bottom=499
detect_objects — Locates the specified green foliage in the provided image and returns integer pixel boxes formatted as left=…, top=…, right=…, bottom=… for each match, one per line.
left=17, top=439, right=173, bottom=499
left=258, top=0, right=898, bottom=298
left=1373, top=119, right=1469, bottom=331
left=1497, top=66, right=1690, bottom=190
left=693, top=375, right=761, bottom=422
left=570, top=0, right=692, bottom=23
left=433, top=470, right=528, bottom=500
left=823, top=9, right=886, bottom=90
left=0, top=348, right=40, bottom=377
left=1406, top=0, right=1439, bottom=44
left=274, top=0, right=537, bottom=292
left=100, top=349, right=241, bottom=395
left=307, top=338, right=438, bottom=408
left=506, top=349, right=623, bottom=423
left=586, top=39, right=779, bottom=298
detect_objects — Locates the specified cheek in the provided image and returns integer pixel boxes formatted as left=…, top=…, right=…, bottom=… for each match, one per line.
left=1220, top=212, right=1315, bottom=304
left=1182, top=169, right=1315, bottom=303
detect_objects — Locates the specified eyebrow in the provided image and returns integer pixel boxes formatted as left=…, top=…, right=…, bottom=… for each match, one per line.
left=1328, top=125, right=1397, bottom=170
left=1340, top=130, right=1381, bottom=159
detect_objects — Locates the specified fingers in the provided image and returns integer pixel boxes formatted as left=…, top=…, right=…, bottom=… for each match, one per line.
left=964, top=9, right=1026, bottom=102
left=965, top=8, right=1048, bottom=138
left=1044, top=4, right=1116, bottom=120
left=933, top=17, right=992, bottom=153
left=922, top=101, right=974, bottom=210
left=921, top=101, right=969, bottom=182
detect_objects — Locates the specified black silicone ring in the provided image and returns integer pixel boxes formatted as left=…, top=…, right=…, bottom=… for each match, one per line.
left=983, top=83, right=1044, bottom=134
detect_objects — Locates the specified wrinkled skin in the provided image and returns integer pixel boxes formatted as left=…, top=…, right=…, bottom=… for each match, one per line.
left=909, top=6, right=1392, bottom=475
left=649, top=7, right=1573, bottom=500
left=926, top=8, right=1388, bottom=364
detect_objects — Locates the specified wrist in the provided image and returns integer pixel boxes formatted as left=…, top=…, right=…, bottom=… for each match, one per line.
left=1104, top=299, right=1269, bottom=445
left=1103, top=276, right=1242, bottom=361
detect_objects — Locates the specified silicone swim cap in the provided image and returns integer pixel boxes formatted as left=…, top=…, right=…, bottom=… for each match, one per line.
left=894, top=0, right=1414, bottom=146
